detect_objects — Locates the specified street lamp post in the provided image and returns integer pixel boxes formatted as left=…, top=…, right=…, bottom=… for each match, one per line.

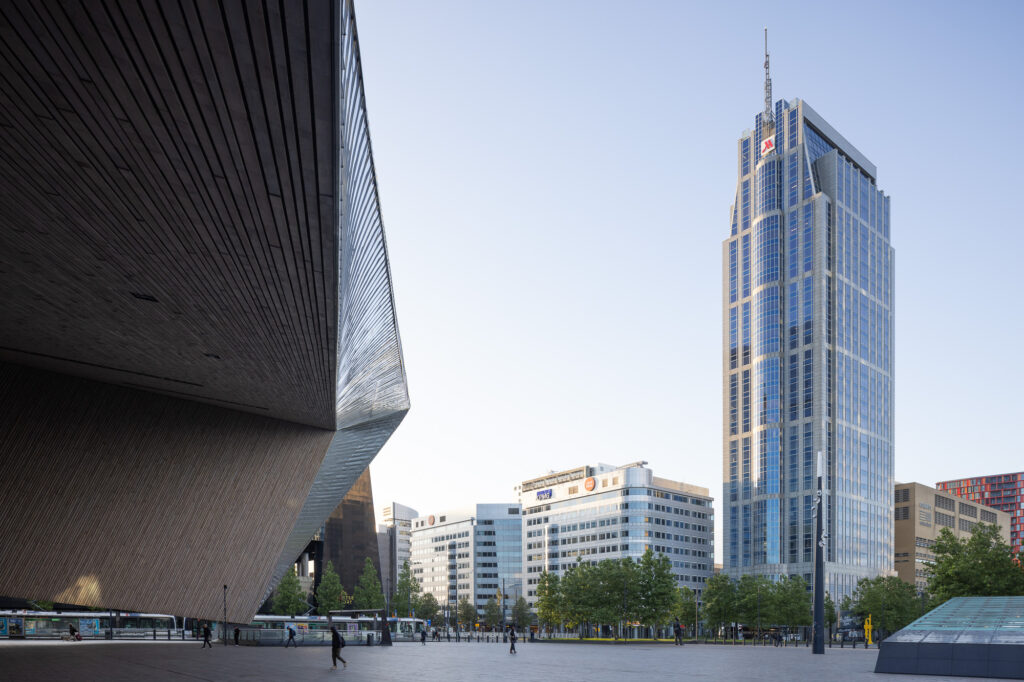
left=812, top=451, right=826, bottom=655
left=757, top=583, right=761, bottom=641
left=223, top=585, right=228, bottom=648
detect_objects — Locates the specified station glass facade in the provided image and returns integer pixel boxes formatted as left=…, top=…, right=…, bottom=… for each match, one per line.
left=723, top=99, right=894, bottom=601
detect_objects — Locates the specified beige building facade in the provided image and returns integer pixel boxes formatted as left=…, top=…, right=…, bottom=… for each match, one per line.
left=894, top=482, right=1011, bottom=591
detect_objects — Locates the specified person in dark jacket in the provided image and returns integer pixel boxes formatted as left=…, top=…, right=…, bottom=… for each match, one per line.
left=330, top=626, right=346, bottom=670
left=285, top=625, right=297, bottom=648
left=508, top=626, right=517, bottom=654
left=674, top=620, right=683, bottom=645
left=201, top=623, right=212, bottom=649
left=420, top=628, right=427, bottom=645
left=233, top=627, right=240, bottom=646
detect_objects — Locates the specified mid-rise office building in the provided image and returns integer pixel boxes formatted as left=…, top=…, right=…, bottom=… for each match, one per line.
left=378, top=502, right=418, bottom=600
left=935, top=473, right=1024, bottom=557
left=894, top=482, right=1010, bottom=591
left=516, top=462, right=714, bottom=607
left=409, top=504, right=522, bottom=619
left=722, top=53, right=894, bottom=601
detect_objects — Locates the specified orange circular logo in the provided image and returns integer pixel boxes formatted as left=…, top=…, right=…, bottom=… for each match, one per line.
left=428, top=515, right=435, bottom=525
left=584, top=477, right=596, bottom=491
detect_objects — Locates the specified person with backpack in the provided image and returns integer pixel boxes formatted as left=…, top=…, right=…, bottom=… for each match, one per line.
left=330, top=626, right=346, bottom=670
left=285, top=625, right=297, bottom=648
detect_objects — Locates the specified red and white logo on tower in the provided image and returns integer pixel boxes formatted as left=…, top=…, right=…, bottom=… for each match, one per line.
left=761, top=135, right=775, bottom=156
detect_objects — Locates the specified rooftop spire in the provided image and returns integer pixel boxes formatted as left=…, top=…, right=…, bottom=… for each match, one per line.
left=763, top=28, right=774, bottom=135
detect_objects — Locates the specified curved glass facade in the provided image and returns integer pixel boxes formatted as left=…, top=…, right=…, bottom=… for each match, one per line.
left=723, top=99, right=894, bottom=602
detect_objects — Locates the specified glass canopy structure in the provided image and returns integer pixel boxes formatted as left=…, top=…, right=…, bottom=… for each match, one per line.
left=876, top=597, right=1024, bottom=678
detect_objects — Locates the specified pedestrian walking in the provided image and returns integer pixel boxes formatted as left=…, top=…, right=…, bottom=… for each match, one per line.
left=421, top=629, right=427, bottom=645
left=285, top=625, right=297, bottom=648
left=508, top=626, right=517, bottom=654
left=446, top=630, right=451, bottom=642
left=330, top=626, right=347, bottom=670
left=233, top=627, right=240, bottom=646
left=201, top=623, right=212, bottom=649
left=674, top=620, right=684, bottom=646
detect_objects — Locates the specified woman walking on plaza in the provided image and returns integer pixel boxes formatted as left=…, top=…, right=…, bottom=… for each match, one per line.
left=330, top=626, right=347, bottom=670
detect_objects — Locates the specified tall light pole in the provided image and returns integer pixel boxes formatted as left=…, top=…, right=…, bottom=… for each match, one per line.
left=223, top=585, right=228, bottom=648
left=812, top=451, right=826, bottom=655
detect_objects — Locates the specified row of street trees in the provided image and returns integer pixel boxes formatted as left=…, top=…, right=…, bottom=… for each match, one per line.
left=700, top=573, right=822, bottom=639
left=393, top=561, right=531, bottom=629
left=268, top=522, right=1024, bottom=637
left=534, top=549, right=682, bottom=638
left=272, top=557, right=386, bottom=616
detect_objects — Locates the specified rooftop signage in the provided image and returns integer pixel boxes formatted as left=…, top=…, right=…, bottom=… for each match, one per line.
left=522, top=466, right=589, bottom=492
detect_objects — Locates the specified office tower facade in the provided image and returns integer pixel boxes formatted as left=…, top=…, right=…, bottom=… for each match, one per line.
left=935, top=473, right=1024, bottom=557
left=409, top=504, right=522, bottom=619
left=722, top=95, right=894, bottom=601
left=378, top=502, right=419, bottom=599
left=894, top=482, right=1010, bottom=591
left=517, top=462, right=714, bottom=607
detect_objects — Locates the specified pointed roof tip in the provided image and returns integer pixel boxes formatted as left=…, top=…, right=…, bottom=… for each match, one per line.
left=763, top=28, right=773, bottom=129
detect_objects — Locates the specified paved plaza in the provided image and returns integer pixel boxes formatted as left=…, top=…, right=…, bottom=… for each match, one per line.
left=0, top=639, right=1016, bottom=682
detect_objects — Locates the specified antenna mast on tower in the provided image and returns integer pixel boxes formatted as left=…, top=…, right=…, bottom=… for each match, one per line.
left=763, top=28, right=774, bottom=136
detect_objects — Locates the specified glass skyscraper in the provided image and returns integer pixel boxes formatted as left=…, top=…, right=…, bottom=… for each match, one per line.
left=722, top=97, right=894, bottom=601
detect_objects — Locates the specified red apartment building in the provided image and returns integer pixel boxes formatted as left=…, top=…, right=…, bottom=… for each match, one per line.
left=935, top=472, right=1024, bottom=556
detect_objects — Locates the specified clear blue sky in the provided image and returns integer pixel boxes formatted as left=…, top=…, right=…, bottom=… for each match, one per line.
left=357, top=0, right=1024, bottom=557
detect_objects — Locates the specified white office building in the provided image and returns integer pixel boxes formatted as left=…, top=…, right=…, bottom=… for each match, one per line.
left=517, top=462, right=714, bottom=606
left=409, top=503, right=522, bottom=619
left=378, top=502, right=418, bottom=600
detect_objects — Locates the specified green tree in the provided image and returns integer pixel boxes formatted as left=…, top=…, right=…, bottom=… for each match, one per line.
left=272, top=567, right=307, bottom=616
left=457, top=595, right=477, bottom=628
left=535, top=571, right=562, bottom=633
left=927, top=524, right=1024, bottom=607
left=560, top=560, right=596, bottom=632
left=824, top=591, right=837, bottom=634
left=596, top=559, right=641, bottom=637
left=701, top=573, right=736, bottom=639
left=773, top=575, right=811, bottom=632
left=394, top=561, right=421, bottom=617
left=483, top=598, right=503, bottom=629
left=735, top=574, right=775, bottom=633
left=676, top=586, right=699, bottom=637
left=848, top=575, right=920, bottom=637
left=511, top=597, right=532, bottom=629
left=315, top=561, right=352, bottom=616
left=351, top=557, right=385, bottom=610
left=415, top=591, right=440, bottom=625
left=637, top=549, right=677, bottom=634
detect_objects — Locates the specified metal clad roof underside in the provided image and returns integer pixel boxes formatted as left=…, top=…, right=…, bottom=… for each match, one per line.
left=0, top=0, right=340, bottom=428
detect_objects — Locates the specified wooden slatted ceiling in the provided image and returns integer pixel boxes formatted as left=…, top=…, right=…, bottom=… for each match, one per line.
left=0, top=0, right=339, bottom=429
